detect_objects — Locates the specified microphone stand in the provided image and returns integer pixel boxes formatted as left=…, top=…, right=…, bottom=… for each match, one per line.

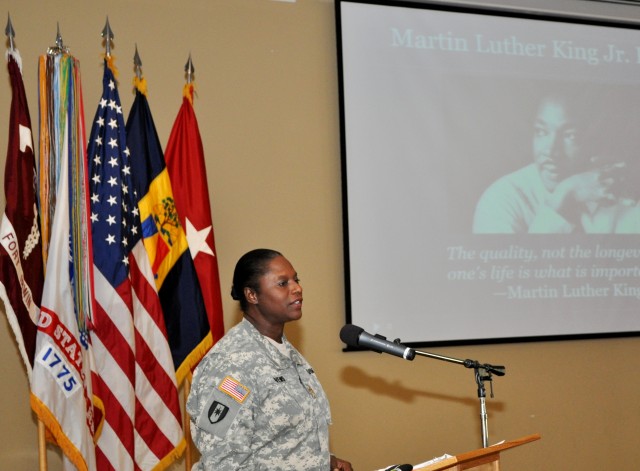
left=410, top=347, right=505, bottom=448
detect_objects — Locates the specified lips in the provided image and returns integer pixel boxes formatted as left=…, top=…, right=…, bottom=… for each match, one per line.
left=541, top=159, right=557, bottom=170
left=541, top=160, right=560, bottom=179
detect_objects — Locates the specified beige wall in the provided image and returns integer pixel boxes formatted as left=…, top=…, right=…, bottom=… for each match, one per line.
left=0, top=0, right=639, bottom=469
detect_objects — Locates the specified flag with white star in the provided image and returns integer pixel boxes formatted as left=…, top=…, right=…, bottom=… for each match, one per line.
left=126, top=81, right=210, bottom=385
left=165, top=83, right=225, bottom=345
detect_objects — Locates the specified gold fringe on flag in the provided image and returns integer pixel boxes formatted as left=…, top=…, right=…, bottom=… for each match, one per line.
left=104, top=54, right=119, bottom=80
left=182, top=82, right=195, bottom=105
left=133, top=75, right=148, bottom=96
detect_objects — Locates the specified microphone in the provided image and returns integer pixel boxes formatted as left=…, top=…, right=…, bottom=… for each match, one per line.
left=340, top=324, right=415, bottom=361
left=384, top=465, right=413, bottom=471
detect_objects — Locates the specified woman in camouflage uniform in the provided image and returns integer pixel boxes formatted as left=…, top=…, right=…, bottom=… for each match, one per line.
left=187, top=248, right=352, bottom=470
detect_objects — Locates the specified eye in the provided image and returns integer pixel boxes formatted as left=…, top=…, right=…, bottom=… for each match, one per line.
left=277, top=277, right=300, bottom=287
left=534, top=124, right=548, bottom=138
left=563, top=129, right=577, bottom=143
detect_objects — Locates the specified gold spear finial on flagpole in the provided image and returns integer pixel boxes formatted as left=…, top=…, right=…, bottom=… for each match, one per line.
left=102, top=16, right=114, bottom=58
left=132, top=44, right=147, bottom=95
left=5, top=13, right=15, bottom=51
left=47, top=22, right=69, bottom=55
left=134, top=44, right=142, bottom=80
left=185, top=53, right=195, bottom=84
left=183, top=53, right=196, bottom=103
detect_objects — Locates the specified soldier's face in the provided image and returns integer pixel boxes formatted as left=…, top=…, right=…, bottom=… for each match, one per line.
left=252, top=256, right=303, bottom=326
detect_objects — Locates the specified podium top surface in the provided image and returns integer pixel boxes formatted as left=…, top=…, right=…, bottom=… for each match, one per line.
left=413, top=434, right=541, bottom=471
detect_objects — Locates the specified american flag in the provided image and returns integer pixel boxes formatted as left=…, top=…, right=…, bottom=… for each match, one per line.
left=87, top=60, right=183, bottom=470
left=219, top=376, right=250, bottom=403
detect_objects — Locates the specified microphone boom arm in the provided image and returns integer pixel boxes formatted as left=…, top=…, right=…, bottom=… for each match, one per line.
left=413, top=349, right=505, bottom=376
left=411, top=347, right=506, bottom=448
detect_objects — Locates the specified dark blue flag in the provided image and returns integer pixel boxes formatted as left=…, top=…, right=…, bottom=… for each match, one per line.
left=125, top=85, right=211, bottom=384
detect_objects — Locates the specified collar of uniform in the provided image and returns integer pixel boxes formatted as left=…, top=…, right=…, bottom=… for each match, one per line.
left=240, top=318, right=295, bottom=370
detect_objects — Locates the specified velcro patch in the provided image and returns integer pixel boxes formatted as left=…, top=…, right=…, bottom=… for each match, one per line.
left=218, top=376, right=250, bottom=403
left=196, top=389, right=243, bottom=438
left=207, top=401, right=229, bottom=424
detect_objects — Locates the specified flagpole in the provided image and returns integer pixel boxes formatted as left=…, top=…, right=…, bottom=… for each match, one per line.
left=38, top=420, right=47, bottom=471
left=182, top=55, right=195, bottom=471
left=36, top=18, right=49, bottom=471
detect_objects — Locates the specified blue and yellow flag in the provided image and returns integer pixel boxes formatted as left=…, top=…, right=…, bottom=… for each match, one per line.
left=125, top=82, right=210, bottom=385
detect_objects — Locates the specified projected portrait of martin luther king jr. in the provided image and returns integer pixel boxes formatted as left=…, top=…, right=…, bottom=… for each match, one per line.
left=473, top=90, right=640, bottom=234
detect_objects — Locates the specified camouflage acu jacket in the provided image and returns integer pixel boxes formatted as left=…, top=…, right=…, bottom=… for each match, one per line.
left=187, top=318, right=332, bottom=470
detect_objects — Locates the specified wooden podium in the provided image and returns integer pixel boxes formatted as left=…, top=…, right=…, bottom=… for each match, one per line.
left=413, top=434, right=541, bottom=471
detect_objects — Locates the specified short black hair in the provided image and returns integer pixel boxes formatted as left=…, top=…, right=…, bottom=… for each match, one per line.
left=231, top=248, right=283, bottom=312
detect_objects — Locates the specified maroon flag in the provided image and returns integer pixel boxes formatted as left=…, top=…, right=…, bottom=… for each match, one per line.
left=164, top=84, right=224, bottom=343
left=0, top=50, right=43, bottom=376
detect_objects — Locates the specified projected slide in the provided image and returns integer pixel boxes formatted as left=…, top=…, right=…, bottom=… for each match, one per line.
left=336, top=1, right=640, bottom=345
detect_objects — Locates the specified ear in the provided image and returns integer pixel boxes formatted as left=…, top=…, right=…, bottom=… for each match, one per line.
left=244, top=287, right=258, bottom=305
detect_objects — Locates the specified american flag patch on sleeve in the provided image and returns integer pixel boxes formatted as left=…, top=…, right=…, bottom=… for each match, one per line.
left=218, top=376, right=250, bottom=403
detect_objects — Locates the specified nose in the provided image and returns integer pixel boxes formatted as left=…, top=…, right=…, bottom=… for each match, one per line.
left=549, top=131, right=563, bottom=159
left=291, top=280, right=302, bottom=294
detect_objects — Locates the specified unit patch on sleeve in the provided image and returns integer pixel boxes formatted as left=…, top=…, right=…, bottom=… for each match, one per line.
left=196, top=387, right=244, bottom=438
left=207, top=401, right=229, bottom=424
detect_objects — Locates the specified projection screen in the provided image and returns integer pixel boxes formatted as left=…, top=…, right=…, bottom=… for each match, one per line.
left=336, top=0, right=640, bottom=346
